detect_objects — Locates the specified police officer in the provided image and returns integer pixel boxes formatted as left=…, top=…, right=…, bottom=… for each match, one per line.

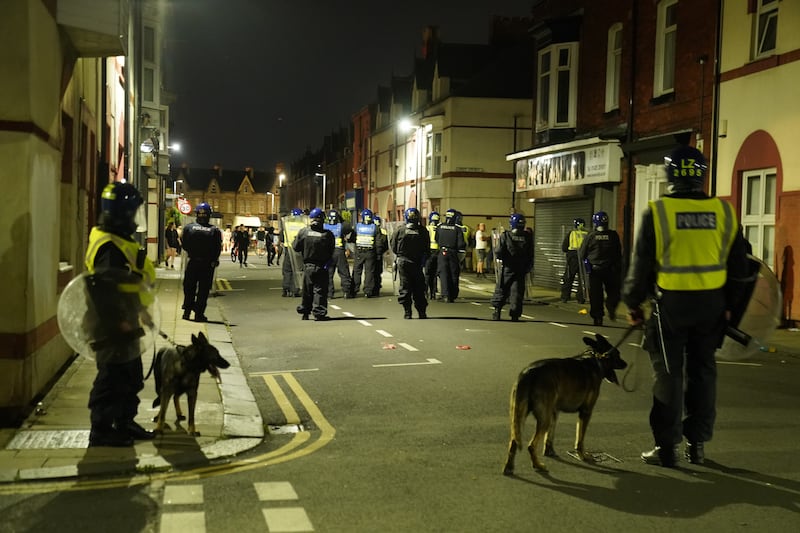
left=293, top=208, right=335, bottom=321
left=324, top=209, right=355, bottom=299
left=561, top=218, right=588, bottom=303
left=579, top=211, right=622, bottom=326
left=181, top=202, right=222, bottom=322
left=391, top=207, right=430, bottom=319
left=425, top=212, right=441, bottom=299
left=281, top=208, right=305, bottom=297
left=435, top=209, right=466, bottom=302
left=84, top=182, right=155, bottom=447
left=372, top=215, right=389, bottom=297
left=491, top=213, right=533, bottom=321
left=624, top=145, right=749, bottom=468
left=352, top=209, right=379, bottom=298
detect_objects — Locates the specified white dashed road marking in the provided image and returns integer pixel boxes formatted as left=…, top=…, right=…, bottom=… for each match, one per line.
left=549, top=322, right=568, bottom=328
left=373, top=358, right=442, bottom=368
left=376, top=330, right=393, bottom=337
left=330, top=304, right=341, bottom=310
left=398, top=342, right=418, bottom=352
left=262, top=508, right=314, bottom=532
left=160, top=512, right=205, bottom=533
left=358, top=319, right=372, bottom=327
left=342, top=311, right=354, bottom=317
left=163, top=484, right=203, bottom=505
left=255, top=481, right=299, bottom=501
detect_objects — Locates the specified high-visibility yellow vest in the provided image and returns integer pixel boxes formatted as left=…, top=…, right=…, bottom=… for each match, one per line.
left=427, top=225, right=439, bottom=250
left=85, top=227, right=156, bottom=306
left=568, top=229, right=587, bottom=251
left=650, top=197, right=737, bottom=291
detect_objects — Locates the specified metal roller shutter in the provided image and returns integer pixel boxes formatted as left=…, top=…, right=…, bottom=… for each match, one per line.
left=533, top=199, right=593, bottom=290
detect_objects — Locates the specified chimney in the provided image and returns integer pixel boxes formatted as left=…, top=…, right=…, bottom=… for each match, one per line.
left=421, top=25, right=440, bottom=59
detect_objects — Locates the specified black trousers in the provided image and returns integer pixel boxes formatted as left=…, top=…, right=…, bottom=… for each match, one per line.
left=438, top=249, right=460, bottom=300
left=397, top=259, right=427, bottom=312
left=491, top=266, right=525, bottom=318
left=587, top=267, right=620, bottom=320
left=648, top=290, right=724, bottom=447
left=183, top=259, right=215, bottom=315
left=237, top=245, right=248, bottom=264
left=297, top=264, right=329, bottom=318
left=328, top=248, right=353, bottom=297
left=425, top=252, right=438, bottom=297
left=282, top=255, right=297, bottom=294
left=561, top=252, right=585, bottom=302
left=88, top=356, right=144, bottom=428
left=352, top=250, right=377, bottom=296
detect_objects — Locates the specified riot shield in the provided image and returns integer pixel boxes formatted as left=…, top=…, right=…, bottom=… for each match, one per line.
left=57, top=271, right=160, bottom=361
left=281, top=214, right=309, bottom=292
left=383, top=221, right=404, bottom=296
left=718, top=255, right=782, bottom=361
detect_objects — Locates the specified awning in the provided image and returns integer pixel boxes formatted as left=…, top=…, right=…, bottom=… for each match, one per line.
left=233, top=216, right=263, bottom=228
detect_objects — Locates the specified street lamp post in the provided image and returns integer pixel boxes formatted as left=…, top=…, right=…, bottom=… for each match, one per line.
left=267, top=191, right=275, bottom=221
left=315, top=172, right=326, bottom=209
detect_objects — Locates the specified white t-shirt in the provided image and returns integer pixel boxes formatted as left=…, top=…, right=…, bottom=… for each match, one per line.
left=475, top=229, right=488, bottom=250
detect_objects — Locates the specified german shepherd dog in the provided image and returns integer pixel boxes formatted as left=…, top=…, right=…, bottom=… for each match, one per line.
left=152, top=332, right=231, bottom=436
left=503, top=333, right=627, bottom=474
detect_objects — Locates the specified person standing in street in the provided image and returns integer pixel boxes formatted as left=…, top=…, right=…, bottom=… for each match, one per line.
left=474, top=222, right=490, bottom=278
left=352, top=209, right=379, bottom=298
left=491, top=213, right=533, bottom=321
left=579, top=211, right=622, bottom=326
left=561, top=218, right=587, bottom=303
left=293, top=208, right=335, bottom=321
left=624, top=145, right=750, bottom=468
left=181, top=202, right=222, bottom=322
left=391, top=207, right=430, bottom=319
left=164, top=221, right=181, bottom=269
left=84, top=182, right=156, bottom=446
left=234, top=224, right=250, bottom=267
left=425, top=212, right=441, bottom=299
left=324, top=209, right=355, bottom=299
left=435, top=209, right=466, bottom=302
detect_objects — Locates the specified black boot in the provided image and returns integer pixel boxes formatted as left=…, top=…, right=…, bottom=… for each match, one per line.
left=685, top=442, right=705, bottom=464
left=403, top=305, right=413, bottom=319
left=641, top=445, right=679, bottom=467
left=89, top=426, right=134, bottom=447
left=492, top=308, right=501, bottom=321
left=116, top=420, right=155, bottom=440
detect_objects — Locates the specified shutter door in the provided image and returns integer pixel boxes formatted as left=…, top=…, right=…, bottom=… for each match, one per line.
left=533, top=199, right=593, bottom=290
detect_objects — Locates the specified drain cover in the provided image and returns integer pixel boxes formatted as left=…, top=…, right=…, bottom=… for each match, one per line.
left=6, top=430, right=90, bottom=450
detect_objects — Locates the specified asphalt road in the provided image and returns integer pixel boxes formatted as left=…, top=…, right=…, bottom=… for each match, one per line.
left=1, top=256, right=798, bottom=532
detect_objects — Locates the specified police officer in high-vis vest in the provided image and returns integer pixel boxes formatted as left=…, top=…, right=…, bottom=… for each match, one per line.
left=324, top=209, right=354, bottom=299
left=84, top=182, right=156, bottom=447
left=624, top=145, right=749, bottom=468
left=561, top=218, right=587, bottom=303
left=425, top=211, right=440, bottom=300
left=181, top=202, right=222, bottom=322
left=435, top=209, right=466, bottom=302
left=352, top=208, right=379, bottom=297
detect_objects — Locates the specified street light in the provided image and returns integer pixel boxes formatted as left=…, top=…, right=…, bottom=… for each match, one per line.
left=267, top=191, right=275, bottom=220
left=315, top=172, right=326, bottom=209
left=279, top=173, right=286, bottom=187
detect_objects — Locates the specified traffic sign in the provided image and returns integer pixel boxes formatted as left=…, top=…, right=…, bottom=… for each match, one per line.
left=178, top=199, right=192, bottom=215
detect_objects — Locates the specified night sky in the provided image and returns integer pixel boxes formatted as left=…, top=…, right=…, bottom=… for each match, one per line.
left=165, top=0, right=533, bottom=173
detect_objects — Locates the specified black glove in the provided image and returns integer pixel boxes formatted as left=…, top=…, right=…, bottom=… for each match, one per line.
left=628, top=306, right=645, bottom=326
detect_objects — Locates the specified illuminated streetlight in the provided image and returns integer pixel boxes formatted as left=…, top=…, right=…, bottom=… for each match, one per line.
left=279, top=173, right=286, bottom=187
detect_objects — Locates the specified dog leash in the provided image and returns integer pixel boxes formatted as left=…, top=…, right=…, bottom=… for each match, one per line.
left=610, top=324, right=643, bottom=393
left=144, top=329, right=176, bottom=381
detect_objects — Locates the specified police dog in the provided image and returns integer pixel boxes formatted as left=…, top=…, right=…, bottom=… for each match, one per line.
left=152, top=332, right=230, bottom=436
left=502, top=333, right=627, bottom=474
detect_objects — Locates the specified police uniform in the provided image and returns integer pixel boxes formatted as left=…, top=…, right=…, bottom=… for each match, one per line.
left=181, top=220, right=222, bottom=321
left=491, top=225, right=533, bottom=321
left=324, top=218, right=355, bottom=298
left=561, top=226, right=587, bottom=303
left=435, top=217, right=466, bottom=302
left=293, top=223, right=335, bottom=320
left=391, top=219, right=430, bottom=318
left=624, top=191, right=749, bottom=463
left=425, top=221, right=439, bottom=299
left=85, top=228, right=155, bottom=446
left=352, top=221, right=379, bottom=297
left=579, top=226, right=622, bottom=325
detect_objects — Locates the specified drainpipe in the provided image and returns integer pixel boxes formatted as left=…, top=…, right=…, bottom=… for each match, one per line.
left=622, top=0, right=639, bottom=270
left=512, top=114, right=520, bottom=212
left=710, top=0, right=724, bottom=196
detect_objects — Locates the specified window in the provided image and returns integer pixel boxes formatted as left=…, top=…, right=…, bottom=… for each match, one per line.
left=426, top=132, right=442, bottom=176
left=536, top=43, right=578, bottom=131
left=143, top=67, right=154, bottom=102
left=741, top=169, right=776, bottom=269
left=654, top=0, right=677, bottom=97
left=754, top=0, right=778, bottom=58
left=143, top=26, right=155, bottom=62
left=605, top=24, right=623, bottom=112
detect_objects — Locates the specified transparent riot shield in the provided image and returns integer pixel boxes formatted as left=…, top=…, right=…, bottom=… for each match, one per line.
left=281, top=214, right=309, bottom=292
left=383, top=221, right=404, bottom=296
left=57, top=270, right=160, bottom=362
left=718, top=255, right=782, bottom=361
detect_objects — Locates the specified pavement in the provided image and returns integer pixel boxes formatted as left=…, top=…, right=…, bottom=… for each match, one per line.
left=1, top=264, right=798, bottom=485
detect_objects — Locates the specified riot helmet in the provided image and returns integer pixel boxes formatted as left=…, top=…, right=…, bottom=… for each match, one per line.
left=665, top=145, right=707, bottom=192
left=373, top=215, right=382, bottom=227
left=309, top=207, right=324, bottom=228
left=429, top=211, right=440, bottom=226
left=361, top=208, right=373, bottom=224
left=404, top=207, right=420, bottom=224
left=291, top=208, right=303, bottom=216
left=327, top=209, right=340, bottom=225
left=99, top=182, right=143, bottom=236
left=592, top=211, right=609, bottom=229
left=574, top=218, right=586, bottom=229
left=444, top=209, right=457, bottom=223
left=195, top=202, right=212, bottom=225
left=510, top=213, right=526, bottom=231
